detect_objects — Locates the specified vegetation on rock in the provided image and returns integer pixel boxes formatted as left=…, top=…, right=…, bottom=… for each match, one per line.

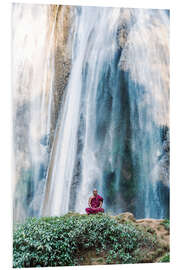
left=160, top=219, right=170, bottom=232
left=13, top=212, right=169, bottom=268
left=160, top=253, right=170, bottom=263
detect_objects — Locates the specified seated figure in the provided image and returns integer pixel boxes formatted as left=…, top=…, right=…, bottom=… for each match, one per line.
left=85, top=188, right=104, bottom=215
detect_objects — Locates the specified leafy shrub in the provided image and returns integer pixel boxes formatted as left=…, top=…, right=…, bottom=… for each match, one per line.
left=160, top=219, right=170, bottom=232
left=160, top=253, right=170, bottom=262
left=13, top=213, right=158, bottom=268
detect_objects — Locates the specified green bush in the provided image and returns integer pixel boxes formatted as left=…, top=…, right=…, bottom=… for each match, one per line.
left=160, top=219, right=170, bottom=231
left=13, top=213, right=158, bottom=268
left=160, top=253, right=170, bottom=262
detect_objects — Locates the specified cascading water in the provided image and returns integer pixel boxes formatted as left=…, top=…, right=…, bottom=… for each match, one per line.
left=12, top=4, right=53, bottom=220
left=42, top=7, right=169, bottom=218
left=120, top=9, right=170, bottom=218
left=12, top=3, right=72, bottom=221
left=13, top=5, right=170, bottom=221
left=42, top=6, right=124, bottom=216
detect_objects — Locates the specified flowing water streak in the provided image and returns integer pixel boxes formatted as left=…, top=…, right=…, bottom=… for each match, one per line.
left=12, top=4, right=59, bottom=219
left=120, top=9, right=169, bottom=217
left=74, top=7, right=123, bottom=213
left=41, top=7, right=59, bottom=138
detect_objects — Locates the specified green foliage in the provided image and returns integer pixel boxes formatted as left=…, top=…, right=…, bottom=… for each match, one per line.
left=160, top=253, right=170, bottom=262
left=13, top=213, right=158, bottom=268
left=160, top=219, right=170, bottom=231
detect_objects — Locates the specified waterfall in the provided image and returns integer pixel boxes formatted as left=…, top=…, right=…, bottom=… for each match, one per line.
left=12, top=3, right=72, bottom=221
left=12, top=3, right=53, bottom=220
left=42, top=7, right=124, bottom=216
left=42, top=7, right=169, bottom=218
left=13, top=5, right=169, bottom=221
left=120, top=9, right=170, bottom=218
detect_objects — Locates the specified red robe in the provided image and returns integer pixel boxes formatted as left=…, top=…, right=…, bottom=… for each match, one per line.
left=85, top=194, right=104, bottom=214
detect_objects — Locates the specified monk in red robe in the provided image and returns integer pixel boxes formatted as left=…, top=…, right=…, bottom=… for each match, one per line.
left=85, top=189, right=104, bottom=215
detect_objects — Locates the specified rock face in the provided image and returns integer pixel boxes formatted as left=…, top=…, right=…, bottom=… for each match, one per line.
left=135, top=218, right=170, bottom=254
left=47, top=5, right=73, bottom=148
left=114, top=212, right=136, bottom=222
left=114, top=212, right=169, bottom=247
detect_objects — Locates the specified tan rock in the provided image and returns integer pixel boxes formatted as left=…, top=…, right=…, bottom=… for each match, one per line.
left=115, top=212, right=136, bottom=222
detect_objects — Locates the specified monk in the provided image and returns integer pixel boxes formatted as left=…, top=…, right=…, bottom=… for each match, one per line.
left=85, top=189, right=104, bottom=215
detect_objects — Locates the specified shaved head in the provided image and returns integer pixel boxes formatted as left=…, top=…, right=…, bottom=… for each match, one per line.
left=93, top=189, right=98, bottom=196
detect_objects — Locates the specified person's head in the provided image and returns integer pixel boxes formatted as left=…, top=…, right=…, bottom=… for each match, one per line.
left=93, top=189, right=98, bottom=197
